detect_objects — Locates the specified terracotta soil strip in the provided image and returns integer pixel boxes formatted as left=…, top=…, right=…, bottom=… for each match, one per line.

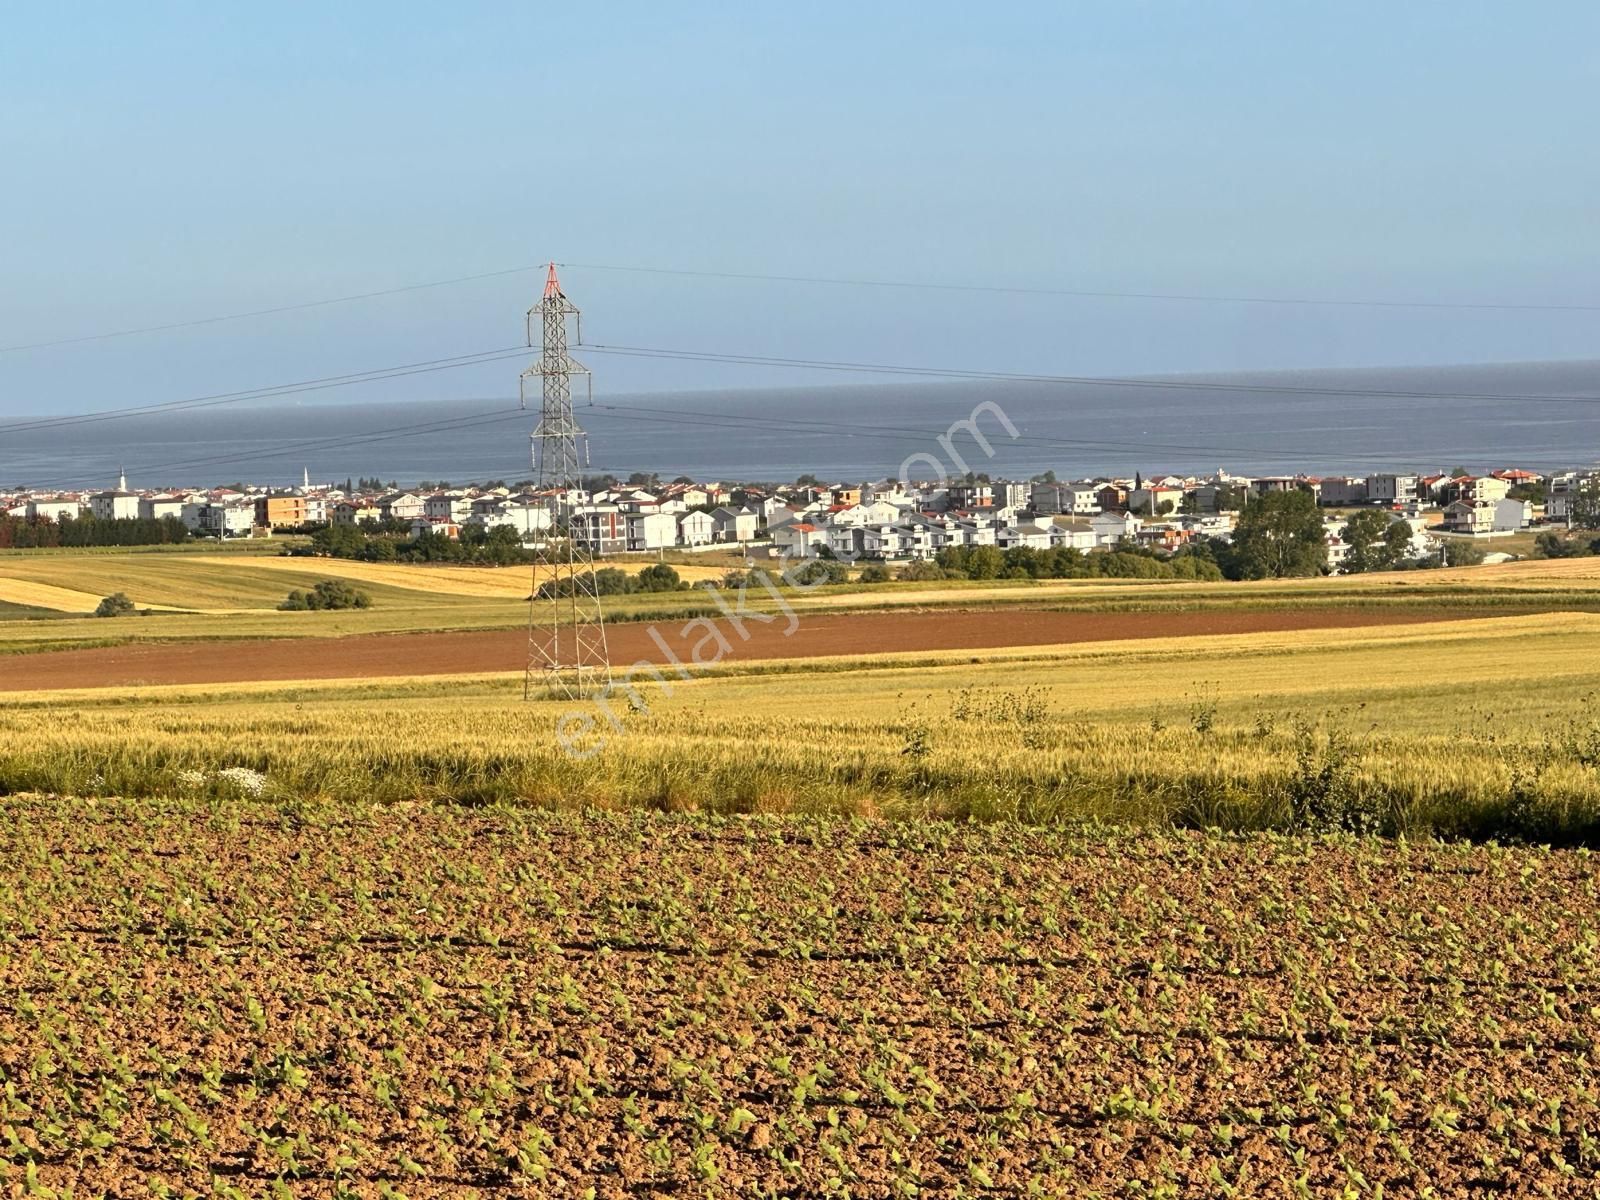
left=1, top=606, right=1491, bottom=691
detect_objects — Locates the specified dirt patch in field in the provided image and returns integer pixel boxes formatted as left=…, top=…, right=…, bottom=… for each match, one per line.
left=0, top=606, right=1489, bottom=691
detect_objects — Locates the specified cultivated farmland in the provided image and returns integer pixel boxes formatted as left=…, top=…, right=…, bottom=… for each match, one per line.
left=3, top=798, right=1599, bottom=1196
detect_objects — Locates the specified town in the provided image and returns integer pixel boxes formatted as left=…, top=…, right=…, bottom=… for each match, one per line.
left=4, top=463, right=1591, bottom=571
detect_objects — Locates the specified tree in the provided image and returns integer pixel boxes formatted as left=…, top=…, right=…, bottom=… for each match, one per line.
left=1031, top=469, right=1057, bottom=484
left=858, top=563, right=892, bottom=583
left=1533, top=531, right=1591, bottom=559
left=279, top=580, right=372, bottom=611
left=1228, top=490, right=1327, bottom=579
left=1442, top=540, right=1486, bottom=567
left=1571, top=474, right=1600, bottom=532
left=1214, top=485, right=1247, bottom=512
left=636, top=563, right=685, bottom=592
left=964, top=545, right=1003, bottom=580
left=94, top=592, right=137, bottom=618
left=1340, top=509, right=1412, bottom=573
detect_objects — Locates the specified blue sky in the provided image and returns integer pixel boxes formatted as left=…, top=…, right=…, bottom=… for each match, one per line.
left=2, top=2, right=1597, bottom=417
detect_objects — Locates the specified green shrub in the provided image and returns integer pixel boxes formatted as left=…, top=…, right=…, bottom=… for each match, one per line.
left=278, top=580, right=373, bottom=611
left=94, top=592, right=137, bottom=618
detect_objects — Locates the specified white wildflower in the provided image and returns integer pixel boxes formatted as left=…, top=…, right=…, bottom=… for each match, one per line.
left=215, top=766, right=268, bottom=797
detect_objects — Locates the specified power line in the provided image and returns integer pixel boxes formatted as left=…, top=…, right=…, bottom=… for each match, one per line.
left=0, top=346, right=529, bottom=436
left=10, top=390, right=1582, bottom=493
left=580, top=403, right=1565, bottom=471
left=579, top=341, right=1600, bottom=407
left=561, top=261, right=1600, bottom=315
left=0, top=267, right=545, bottom=355
left=8, top=256, right=1599, bottom=359
left=15, top=407, right=534, bottom=491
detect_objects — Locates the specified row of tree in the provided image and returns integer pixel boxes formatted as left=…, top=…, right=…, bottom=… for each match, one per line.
left=299, top=523, right=534, bottom=566
left=535, top=563, right=691, bottom=599
left=0, top=513, right=191, bottom=549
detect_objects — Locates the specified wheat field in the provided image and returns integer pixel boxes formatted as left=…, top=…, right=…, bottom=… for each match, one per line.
left=6, top=612, right=1600, bottom=839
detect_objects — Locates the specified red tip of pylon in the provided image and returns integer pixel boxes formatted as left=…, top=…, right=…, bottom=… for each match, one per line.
left=544, top=263, right=562, bottom=300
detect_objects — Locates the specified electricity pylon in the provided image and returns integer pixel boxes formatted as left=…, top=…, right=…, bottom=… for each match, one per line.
left=522, top=264, right=610, bottom=700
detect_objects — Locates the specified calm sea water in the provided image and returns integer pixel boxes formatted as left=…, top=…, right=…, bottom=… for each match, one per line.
left=5, top=359, right=1598, bottom=491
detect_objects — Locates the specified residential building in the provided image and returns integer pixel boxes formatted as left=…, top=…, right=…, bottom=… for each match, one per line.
left=570, top=506, right=626, bottom=555
left=947, top=482, right=994, bottom=509
left=138, top=495, right=185, bottom=521
left=1367, top=474, right=1419, bottom=507
left=1090, top=511, right=1142, bottom=546
left=1316, top=477, right=1368, bottom=506
left=1031, top=482, right=1100, bottom=515
left=333, top=501, right=382, bottom=525
left=626, top=511, right=679, bottom=551
left=89, top=488, right=140, bottom=521
left=1048, top=520, right=1097, bottom=550
left=997, top=521, right=1054, bottom=551
left=1095, top=484, right=1128, bottom=512
left=677, top=510, right=714, bottom=547
left=198, top=502, right=254, bottom=539
left=710, top=506, right=757, bottom=543
left=379, top=492, right=425, bottom=522
left=770, top=521, right=826, bottom=558
left=26, top=499, right=84, bottom=522
left=1127, top=485, right=1185, bottom=516
left=254, top=493, right=308, bottom=528
left=425, top=493, right=472, bottom=523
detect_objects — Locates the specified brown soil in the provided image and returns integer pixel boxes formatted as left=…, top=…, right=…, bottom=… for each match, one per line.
left=1, top=606, right=1489, bottom=691
left=5, top=800, right=1598, bottom=1197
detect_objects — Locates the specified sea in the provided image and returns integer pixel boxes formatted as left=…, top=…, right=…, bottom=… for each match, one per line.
left=4, top=358, right=1598, bottom=491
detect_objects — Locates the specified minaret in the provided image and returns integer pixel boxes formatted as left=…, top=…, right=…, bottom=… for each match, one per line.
left=117, top=468, right=127, bottom=492
left=303, top=467, right=311, bottom=491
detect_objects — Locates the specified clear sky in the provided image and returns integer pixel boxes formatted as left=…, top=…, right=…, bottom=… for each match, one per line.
left=3, top=1, right=1597, bottom=418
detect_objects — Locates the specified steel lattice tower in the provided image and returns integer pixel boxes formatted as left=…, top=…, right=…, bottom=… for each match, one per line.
left=522, top=264, right=610, bottom=699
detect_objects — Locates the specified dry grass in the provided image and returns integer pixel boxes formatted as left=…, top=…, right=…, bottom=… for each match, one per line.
left=7, top=613, right=1600, bottom=840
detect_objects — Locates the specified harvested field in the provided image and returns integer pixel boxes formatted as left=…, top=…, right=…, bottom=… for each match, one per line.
left=4, top=797, right=1599, bottom=1196
left=0, top=604, right=1487, bottom=690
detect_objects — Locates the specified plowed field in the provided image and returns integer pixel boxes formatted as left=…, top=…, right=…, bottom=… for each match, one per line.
left=4, top=798, right=1598, bottom=1196
left=0, top=605, right=1482, bottom=690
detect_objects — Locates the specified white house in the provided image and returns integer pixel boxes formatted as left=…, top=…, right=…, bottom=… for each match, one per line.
left=770, top=521, right=827, bottom=558
left=710, top=506, right=757, bottom=543
left=677, top=510, right=714, bottom=547
left=89, top=489, right=140, bottom=521
left=997, top=521, right=1055, bottom=550
left=1442, top=501, right=1497, bottom=534
left=333, top=501, right=382, bottom=526
left=1493, top=498, right=1532, bottom=532
left=26, top=499, right=84, bottom=522
left=199, top=502, right=254, bottom=539
left=1049, top=517, right=1099, bottom=550
left=1031, top=482, right=1101, bottom=515
left=380, top=492, right=425, bottom=522
left=1090, top=511, right=1142, bottom=546
left=137, top=495, right=185, bottom=521
left=425, top=493, right=472, bottom=523
left=626, top=511, right=679, bottom=551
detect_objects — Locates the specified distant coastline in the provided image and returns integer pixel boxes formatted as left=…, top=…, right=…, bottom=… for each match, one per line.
left=5, top=358, right=1597, bottom=490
